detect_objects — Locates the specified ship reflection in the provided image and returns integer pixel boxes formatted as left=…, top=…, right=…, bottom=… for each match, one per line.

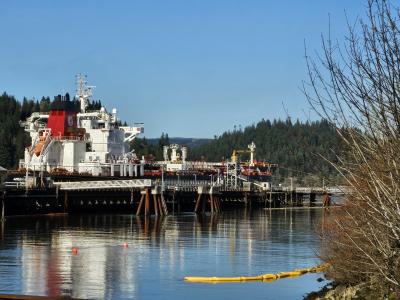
left=0, top=209, right=321, bottom=298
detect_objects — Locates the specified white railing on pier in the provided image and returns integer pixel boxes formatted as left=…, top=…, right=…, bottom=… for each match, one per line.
left=271, top=186, right=348, bottom=194
left=3, top=181, right=26, bottom=189
left=54, top=179, right=152, bottom=191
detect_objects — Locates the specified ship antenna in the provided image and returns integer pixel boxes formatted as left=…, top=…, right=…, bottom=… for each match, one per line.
left=76, top=73, right=95, bottom=113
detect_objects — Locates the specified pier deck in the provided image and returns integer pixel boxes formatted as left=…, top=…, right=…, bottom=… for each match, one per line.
left=2, top=177, right=345, bottom=217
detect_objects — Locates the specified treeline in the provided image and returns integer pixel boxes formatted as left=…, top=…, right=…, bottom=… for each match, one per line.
left=190, top=119, right=343, bottom=184
left=132, top=119, right=342, bottom=184
left=0, top=92, right=102, bottom=169
left=130, top=132, right=170, bottom=160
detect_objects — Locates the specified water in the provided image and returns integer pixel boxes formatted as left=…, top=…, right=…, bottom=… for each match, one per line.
left=0, top=209, right=327, bottom=299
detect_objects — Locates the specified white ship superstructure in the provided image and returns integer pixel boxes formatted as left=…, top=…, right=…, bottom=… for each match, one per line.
left=20, top=75, right=144, bottom=177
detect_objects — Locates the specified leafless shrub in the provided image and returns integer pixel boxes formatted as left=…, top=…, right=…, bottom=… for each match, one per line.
left=303, top=0, right=400, bottom=290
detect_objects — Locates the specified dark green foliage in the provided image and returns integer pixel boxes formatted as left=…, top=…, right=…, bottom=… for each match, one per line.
left=39, top=96, right=51, bottom=112
left=132, top=120, right=341, bottom=184
left=0, top=93, right=26, bottom=168
left=158, top=132, right=169, bottom=148
left=190, top=118, right=342, bottom=184
left=131, top=132, right=169, bottom=160
left=87, top=100, right=102, bottom=110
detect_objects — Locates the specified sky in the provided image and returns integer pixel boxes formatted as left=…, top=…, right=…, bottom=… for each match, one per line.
left=0, top=0, right=367, bottom=138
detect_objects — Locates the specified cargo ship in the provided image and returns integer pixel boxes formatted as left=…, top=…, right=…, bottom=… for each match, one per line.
left=1, top=75, right=277, bottom=216
left=4, top=74, right=276, bottom=182
left=18, top=74, right=144, bottom=178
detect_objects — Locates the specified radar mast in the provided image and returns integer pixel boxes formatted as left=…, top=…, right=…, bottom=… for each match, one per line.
left=76, top=73, right=95, bottom=112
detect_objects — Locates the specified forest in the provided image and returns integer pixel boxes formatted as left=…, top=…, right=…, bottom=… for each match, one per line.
left=190, top=119, right=342, bottom=184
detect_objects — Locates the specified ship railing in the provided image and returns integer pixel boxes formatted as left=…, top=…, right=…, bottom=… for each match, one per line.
left=3, top=181, right=26, bottom=189
left=51, top=135, right=90, bottom=141
left=54, top=179, right=152, bottom=191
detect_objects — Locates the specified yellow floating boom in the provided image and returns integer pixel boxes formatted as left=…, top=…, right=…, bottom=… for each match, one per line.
left=184, top=263, right=330, bottom=283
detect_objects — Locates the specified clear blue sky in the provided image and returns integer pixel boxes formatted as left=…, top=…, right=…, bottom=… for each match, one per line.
left=0, top=0, right=366, bottom=138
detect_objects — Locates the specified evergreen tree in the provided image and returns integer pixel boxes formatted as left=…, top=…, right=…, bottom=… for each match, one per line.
left=39, top=96, right=51, bottom=112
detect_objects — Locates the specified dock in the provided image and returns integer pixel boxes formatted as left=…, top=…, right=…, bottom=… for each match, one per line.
left=2, top=175, right=346, bottom=217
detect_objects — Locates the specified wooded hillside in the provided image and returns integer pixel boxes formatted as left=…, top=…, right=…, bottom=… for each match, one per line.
left=190, top=119, right=342, bottom=184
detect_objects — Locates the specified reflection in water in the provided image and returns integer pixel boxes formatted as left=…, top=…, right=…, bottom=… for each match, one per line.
left=0, top=209, right=326, bottom=300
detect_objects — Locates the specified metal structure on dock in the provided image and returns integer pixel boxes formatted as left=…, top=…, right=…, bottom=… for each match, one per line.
left=2, top=166, right=345, bottom=218
left=54, top=179, right=152, bottom=191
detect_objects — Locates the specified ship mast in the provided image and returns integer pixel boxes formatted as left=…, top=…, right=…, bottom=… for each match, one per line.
left=76, top=74, right=95, bottom=113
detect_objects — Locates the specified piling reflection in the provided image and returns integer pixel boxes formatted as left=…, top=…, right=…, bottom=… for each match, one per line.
left=0, top=209, right=324, bottom=299
left=0, top=220, right=3, bottom=243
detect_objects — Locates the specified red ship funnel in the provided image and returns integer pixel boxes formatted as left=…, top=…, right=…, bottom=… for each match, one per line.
left=47, top=94, right=77, bottom=138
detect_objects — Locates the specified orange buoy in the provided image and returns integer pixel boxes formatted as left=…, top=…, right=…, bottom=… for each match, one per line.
left=72, top=247, right=78, bottom=255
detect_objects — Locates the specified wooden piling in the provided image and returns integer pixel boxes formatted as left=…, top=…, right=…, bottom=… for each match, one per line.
left=144, top=188, right=150, bottom=216
left=136, top=193, right=145, bottom=215
left=144, top=216, right=149, bottom=236
left=161, top=194, right=168, bottom=215
left=157, top=195, right=162, bottom=215
left=172, top=193, right=175, bottom=213
left=1, top=196, right=4, bottom=222
left=194, top=194, right=202, bottom=213
left=0, top=216, right=3, bottom=241
left=176, top=193, right=180, bottom=213
left=64, top=191, right=68, bottom=212
left=156, top=196, right=162, bottom=215
left=202, top=195, right=206, bottom=213
left=215, top=197, right=221, bottom=213
left=153, top=194, right=159, bottom=216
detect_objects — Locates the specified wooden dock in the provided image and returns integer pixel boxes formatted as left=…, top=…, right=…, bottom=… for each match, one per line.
left=2, top=177, right=346, bottom=217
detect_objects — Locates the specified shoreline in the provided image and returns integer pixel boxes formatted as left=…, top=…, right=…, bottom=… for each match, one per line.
left=305, top=281, right=394, bottom=300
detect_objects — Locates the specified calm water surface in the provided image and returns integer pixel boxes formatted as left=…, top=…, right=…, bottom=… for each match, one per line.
left=0, top=209, right=327, bottom=299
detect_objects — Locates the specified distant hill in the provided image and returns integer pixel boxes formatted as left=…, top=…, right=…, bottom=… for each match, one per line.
left=146, top=137, right=211, bottom=148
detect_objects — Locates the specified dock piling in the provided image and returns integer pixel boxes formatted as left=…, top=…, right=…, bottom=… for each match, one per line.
left=144, top=188, right=150, bottom=216
left=153, top=194, right=159, bottom=216
left=64, top=191, right=68, bottom=212
left=194, top=194, right=202, bottom=213
left=1, top=195, right=4, bottom=222
left=136, top=193, right=145, bottom=215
